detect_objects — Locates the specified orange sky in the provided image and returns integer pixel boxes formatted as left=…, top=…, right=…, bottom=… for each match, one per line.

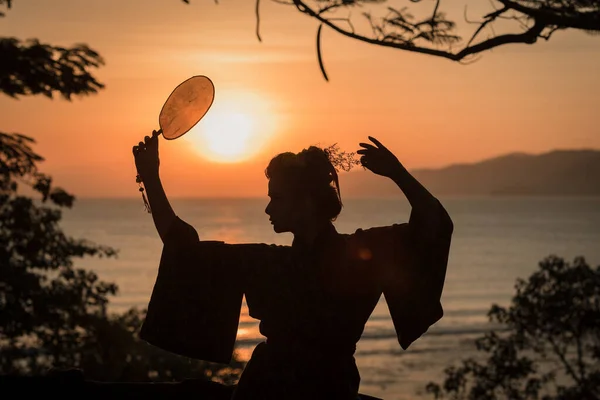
left=2, top=0, right=599, bottom=197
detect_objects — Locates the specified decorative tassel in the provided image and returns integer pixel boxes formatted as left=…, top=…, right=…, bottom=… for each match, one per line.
left=136, top=174, right=152, bottom=214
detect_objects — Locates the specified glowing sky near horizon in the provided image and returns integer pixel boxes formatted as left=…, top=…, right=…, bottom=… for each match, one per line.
left=2, top=0, right=599, bottom=197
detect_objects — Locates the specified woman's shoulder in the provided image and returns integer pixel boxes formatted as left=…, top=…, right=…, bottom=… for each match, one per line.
left=345, top=223, right=409, bottom=242
left=234, top=242, right=292, bottom=259
left=195, top=241, right=291, bottom=260
left=219, top=241, right=290, bottom=250
left=338, top=223, right=409, bottom=260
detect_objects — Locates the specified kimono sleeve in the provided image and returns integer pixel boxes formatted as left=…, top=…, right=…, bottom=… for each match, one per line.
left=139, top=217, right=246, bottom=364
left=355, top=199, right=453, bottom=350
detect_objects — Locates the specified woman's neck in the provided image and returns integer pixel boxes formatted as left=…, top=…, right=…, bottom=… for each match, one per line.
left=292, top=220, right=333, bottom=249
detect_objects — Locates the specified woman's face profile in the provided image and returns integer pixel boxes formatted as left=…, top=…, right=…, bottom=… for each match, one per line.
left=265, top=177, right=311, bottom=234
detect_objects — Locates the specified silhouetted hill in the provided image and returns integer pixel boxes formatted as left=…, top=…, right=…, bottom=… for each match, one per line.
left=341, top=149, right=600, bottom=197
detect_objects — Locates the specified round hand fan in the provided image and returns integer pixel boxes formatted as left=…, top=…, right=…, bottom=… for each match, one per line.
left=156, top=75, right=215, bottom=139
left=136, top=75, right=215, bottom=212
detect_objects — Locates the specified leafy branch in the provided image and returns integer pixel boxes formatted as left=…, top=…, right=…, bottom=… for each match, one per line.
left=182, top=0, right=600, bottom=80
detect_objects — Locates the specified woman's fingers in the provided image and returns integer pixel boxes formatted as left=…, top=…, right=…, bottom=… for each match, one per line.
left=358, top=142, right=376, bottom=158
left=359, top=142, right=377, bottom=150
left=368, top=136, right=386, bottom=149
left=134, top=133, right=157, bottom=159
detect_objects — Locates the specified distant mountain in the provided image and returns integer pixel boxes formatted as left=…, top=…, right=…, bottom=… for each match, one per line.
left=340, top=149, right=600, bottom=197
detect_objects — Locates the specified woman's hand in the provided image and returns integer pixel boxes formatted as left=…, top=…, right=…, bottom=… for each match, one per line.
left=133, top=130, right=160, bottom=182
left=357, top=136, right=404, bottom=179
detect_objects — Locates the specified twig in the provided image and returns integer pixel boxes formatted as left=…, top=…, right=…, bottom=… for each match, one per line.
left=465, top=6, right=508, bottom=47
left=256, top=0, right=262, bottom=42
left=316, top=24, right=329, bottom=81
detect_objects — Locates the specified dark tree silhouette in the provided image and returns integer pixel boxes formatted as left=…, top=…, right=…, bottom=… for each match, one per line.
left=425, top=255, right=600, bottom=400
left=1, top=3, right=112, bottom=372
left=0, top=1, right=104, bottom=98
left=0, top=37, right=104, bottom=99
left=0, top=133, right=118, bottom=373
left=0, top=0, right=244, bottom=385
left=0, top=132, right=245, bottom=383
left=1, top=3, right=111, bottom=372
left=184, top=0, right=600, bottom=79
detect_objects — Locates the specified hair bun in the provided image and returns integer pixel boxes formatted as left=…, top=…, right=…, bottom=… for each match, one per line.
left=299, top=146, right=335, bottom=184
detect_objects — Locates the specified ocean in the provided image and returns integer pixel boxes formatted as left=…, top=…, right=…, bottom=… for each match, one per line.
left=60, top=197, right=600, bottom=399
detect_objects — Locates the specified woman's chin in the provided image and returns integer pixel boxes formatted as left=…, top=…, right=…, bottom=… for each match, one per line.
left=271, top=223, right=287, bottom=233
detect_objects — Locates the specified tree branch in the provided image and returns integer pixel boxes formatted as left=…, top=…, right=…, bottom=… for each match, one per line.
left=498, top=0, right=600, bottom=31
left=548, top=336, right=583, bottom=386
left=465, top=6, right=509, bottom=48
left=292, top=0, right=548, bottom=63
left=455, top=19, right=546, bottom=59
left=184, top=0, right=599, bottom=81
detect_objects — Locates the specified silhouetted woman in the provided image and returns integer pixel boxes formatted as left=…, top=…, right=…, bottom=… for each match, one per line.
left=132, top=132, right=453, bottom=400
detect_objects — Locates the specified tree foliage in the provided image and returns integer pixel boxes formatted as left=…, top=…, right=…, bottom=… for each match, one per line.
left=0, top=38, right=105, bottom=100
left=426, top=255, right=600, bottom=400
left=0, top=1, right=104, bottom=99
left=1, top=3, right=114, bottom=372
left=0, top=132, right=244, bottom=382
left=0, top=0, right=12, bottom=17
left=0, top=131, right=115, bottom=372
left=0, top=0, right=244, bottom=384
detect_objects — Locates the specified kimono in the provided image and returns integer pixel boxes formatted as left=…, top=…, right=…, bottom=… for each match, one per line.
left=139, top=199, right=453, bottom=399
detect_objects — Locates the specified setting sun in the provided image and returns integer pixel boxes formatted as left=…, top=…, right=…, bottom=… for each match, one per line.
left=201, top=110, right=253, bottom=161
left=185, top=91, right=280, bottom=163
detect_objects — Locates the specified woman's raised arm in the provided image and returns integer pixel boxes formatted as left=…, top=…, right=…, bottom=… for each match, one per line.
left=358, top=136, right=439, bottom=206
left=357, top=136, right=453, bottom=349
left=133, top=131, right=177, bottom=243
left=357, top=136, right=453, bottom=242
